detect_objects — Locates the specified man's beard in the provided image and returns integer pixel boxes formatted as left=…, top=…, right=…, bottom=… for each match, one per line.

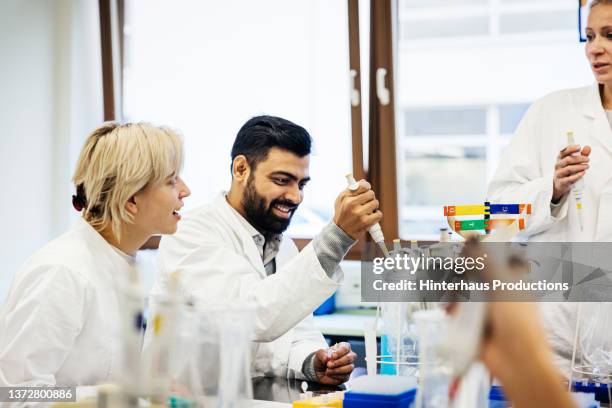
left=241, top=177, right=298, bottom=235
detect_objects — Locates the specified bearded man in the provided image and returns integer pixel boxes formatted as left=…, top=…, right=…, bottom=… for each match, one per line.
left=150, top=115, right=382, bottom=384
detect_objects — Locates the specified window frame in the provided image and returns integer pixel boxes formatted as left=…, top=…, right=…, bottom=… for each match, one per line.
left=101, top=0, right=402, bottom=253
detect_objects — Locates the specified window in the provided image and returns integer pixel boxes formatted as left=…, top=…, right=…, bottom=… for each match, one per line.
left=499, top=103, right=529, bottom=135
left=404, top=107, right=487, bottom=136
left=401, top=17, right=490, bottom=40
left=396, top=0, right=593, bottom=240
left=123, top=0, right=353, bottom=238
left=499, top=10, right=575, bottom=34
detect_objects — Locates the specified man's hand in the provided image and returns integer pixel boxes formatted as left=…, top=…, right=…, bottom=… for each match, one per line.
left=552, top=144, right=591, bottom=202
left=333, top=180, right=383, bottom=239
left=312, top=342, right=356, bottom=385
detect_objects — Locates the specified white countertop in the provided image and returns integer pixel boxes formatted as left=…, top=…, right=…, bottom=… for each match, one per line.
left=250, top=400, right=291, bottom=407
left=312, top=310, right=377, bottom=337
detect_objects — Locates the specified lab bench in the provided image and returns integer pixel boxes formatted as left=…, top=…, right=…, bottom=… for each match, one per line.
left=252, top=376, right=344, bottom=406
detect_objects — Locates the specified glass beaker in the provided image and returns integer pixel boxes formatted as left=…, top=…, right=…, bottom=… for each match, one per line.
left=380, top=302, right=420, bottom=376
left=115, top=266, right=147, bottom=402
left=169, top=301, right=255, bottom=408
left=577, top=301, right=612, bottom=381
left=142, top=291, right=182, bottom=402
left=414, top=309, right=452, bottom=408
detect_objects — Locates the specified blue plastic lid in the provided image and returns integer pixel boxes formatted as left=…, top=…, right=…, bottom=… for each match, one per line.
left=489, top=385, right=507, bottom=401
left=344, top=388, right=417, bottom=402
left=572, top=381, right=610, bottom=404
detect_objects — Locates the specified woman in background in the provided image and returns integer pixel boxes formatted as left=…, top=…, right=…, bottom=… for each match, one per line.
left=0, top=122, right=190, bottom=386
left=487, top=0, right=612, bottom=376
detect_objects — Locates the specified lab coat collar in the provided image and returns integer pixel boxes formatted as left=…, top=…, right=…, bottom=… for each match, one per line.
left=75, top=217, right=137, bottom=283
left=228, top=203, right=282, bottom=264
left=582, top=82, right=612, bottom=155
left=582, top=82, right=604, bottom=119
left=214, top=193, right=269, bottom=278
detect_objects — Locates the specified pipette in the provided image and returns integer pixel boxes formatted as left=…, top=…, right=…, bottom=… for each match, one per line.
left=345, top=173, right=389, bottom=257
left=567, top=131, right=584, bottom=231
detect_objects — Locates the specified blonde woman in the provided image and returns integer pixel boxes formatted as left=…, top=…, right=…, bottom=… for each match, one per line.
left=0, top=122, right=190, bottom=386
left=487, top=0, right=612, bottom=377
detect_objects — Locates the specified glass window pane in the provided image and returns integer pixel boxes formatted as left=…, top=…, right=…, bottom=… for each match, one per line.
left=401, top=17, right=489, bottom=40
left=396, top=0, right=590, bottom=240
left=124, top=0, right=352, bottom=238
left=401, top=147, right=487, bottom=206
left=399, top=147, right=487, bottom=236
left=500, top=0, right=570, bottom=4
left=499, top=103, right=530, bottom=134
left=499, top=10, right=575, bottom=34
left=402, top=0, right=486, bottom=8
left=404, top=107, right=487, bottom=136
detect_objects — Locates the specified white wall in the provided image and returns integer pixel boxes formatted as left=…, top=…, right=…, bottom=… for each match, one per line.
left=0, top=0, right=103, bottom=301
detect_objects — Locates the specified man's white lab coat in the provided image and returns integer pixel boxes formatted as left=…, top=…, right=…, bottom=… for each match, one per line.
left=150, top=194, right=341, bottom=379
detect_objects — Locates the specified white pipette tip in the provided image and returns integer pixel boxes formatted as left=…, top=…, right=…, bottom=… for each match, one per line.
left=345, top=173, right=359, bottom=190
left=344, top=172, right=388, bottom=256
left=393, top=238, right=401, bottom=251
left=327, top=343, right=338, bottom=359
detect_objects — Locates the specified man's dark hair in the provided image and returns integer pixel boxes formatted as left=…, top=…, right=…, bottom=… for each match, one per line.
left=230, top=115, right=312, bottom=171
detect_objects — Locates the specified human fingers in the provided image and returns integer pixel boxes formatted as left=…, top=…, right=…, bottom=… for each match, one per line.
left=360, top=210, right=383, bottom=229
left=325, top=362, right=355, bottom=376
left=313, top=349, right=329, bottom=370
left=557, top=154, right=589, bottom=169
left=559, top=145, right=581, bottom=159
left=353, top=198, right=380, bottom=216
left=329, top=343, right=351, bottom=359
left=328, top=349, right=355, bottom=369
left=581, top=145, right=592, bottom=156
left=344, top=189, right=376, bottom=206
left=347, top=179, right=372, bottom=195
left=562, top=170, right=587, bottom=185
left=556, top=163, right=589, bottom=178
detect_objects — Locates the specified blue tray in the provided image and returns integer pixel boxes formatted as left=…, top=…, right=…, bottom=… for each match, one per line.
left=344, top=388, right=417, bottom=408
left=488, top=385, right=509, bottom=408
left=572, top=381, right=610, bottom=403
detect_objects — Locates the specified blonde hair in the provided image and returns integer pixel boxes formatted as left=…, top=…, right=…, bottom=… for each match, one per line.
left=590, top=0, right=612, bottom=9
left=72, top=122, right=183, bottom=240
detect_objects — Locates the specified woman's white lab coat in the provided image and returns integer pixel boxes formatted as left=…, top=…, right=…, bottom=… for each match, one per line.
left=149, top=194, right=341, bottom=379
left=487, top=83, right=612, bottom=375
left=0, top=218, right=133, bottom=386
left=488, top=83, right=612, bottom=242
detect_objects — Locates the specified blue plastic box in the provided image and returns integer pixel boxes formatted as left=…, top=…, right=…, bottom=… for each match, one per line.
left=313, top=293, right=336, bottom=315
left=343, top=388, right=416, bottom=408
left=572, top=381, right=610, bottom=404
left=488, top=385, right=509, bottom=408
